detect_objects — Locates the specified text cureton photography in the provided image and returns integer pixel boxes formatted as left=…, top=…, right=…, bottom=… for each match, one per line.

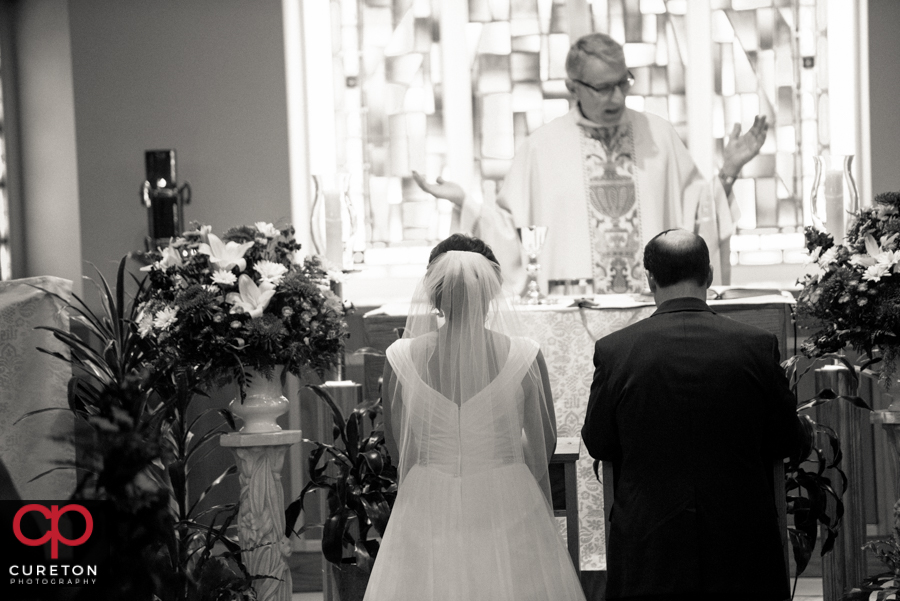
left=0, top=500, right=110, bottom=598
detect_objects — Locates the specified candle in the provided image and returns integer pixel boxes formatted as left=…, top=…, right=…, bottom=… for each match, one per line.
left=324, top=190, right=344, bottom=269
left=824, top=170, right=845, bottom=240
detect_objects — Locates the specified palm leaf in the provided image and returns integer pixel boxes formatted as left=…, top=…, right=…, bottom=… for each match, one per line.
left=186, top=407, right=229, bottom=441
left=188, top=464, right=238, bottom=518
left=14, top=406, right=71, bottom=426
left=27, top=283, right=106, bottom=339
left=306, top=385, right=348, bottom=447
left=36, top=327, right=110, bottom=374
left=26, top=465, right=97, bottom=483
left=185, top=428, right=226, bottom=467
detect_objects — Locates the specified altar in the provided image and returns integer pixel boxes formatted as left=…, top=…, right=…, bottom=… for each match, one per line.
left=362, top=292, right=795, bottom=571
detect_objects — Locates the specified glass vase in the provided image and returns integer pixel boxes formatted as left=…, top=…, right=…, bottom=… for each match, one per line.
left=310, top=174, right=355, bottom=269
left=810, top=154, right=859, bottom=241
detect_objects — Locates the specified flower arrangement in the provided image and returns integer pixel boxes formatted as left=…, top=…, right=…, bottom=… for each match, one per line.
left=22, top=258, right=256, bottom=600
left=137, top=222, right=349, bottom=390
left=795, top=191, right=900, bottom=384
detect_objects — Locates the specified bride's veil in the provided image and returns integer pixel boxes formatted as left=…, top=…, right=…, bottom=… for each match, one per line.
left=384, top=246, right=556, bottom=505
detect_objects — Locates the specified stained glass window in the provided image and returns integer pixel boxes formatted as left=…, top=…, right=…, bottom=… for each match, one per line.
left=326, top=0, right=830, bottom=267
left=712, top=0, right=823, bottom=266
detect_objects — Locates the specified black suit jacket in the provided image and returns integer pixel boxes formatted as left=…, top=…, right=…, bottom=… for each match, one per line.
left=581, top=297, right=799, bottom=601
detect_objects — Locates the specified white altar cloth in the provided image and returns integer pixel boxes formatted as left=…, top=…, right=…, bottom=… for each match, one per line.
left=0, top=276, right=75, bottom=500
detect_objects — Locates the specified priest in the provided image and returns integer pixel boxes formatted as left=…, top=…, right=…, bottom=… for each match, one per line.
left=414, top=32, right=768, bottom=294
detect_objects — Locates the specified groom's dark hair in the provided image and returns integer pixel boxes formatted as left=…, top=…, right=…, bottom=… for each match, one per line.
left=428, top=234, right=500, bottom=267
left=643, top=229, right=710, bottom=287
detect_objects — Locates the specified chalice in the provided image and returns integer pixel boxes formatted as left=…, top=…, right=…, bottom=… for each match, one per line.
left=517, top=226, right=548, bottom=305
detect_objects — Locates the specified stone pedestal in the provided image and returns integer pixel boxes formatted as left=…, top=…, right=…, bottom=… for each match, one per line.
left=221, top=430, right=302, bottom=601
left=871, top=407, right=900, bottom=456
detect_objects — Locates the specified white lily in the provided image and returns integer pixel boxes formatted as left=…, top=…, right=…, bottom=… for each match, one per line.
left=225, top=275, right=276, bottom=318
left=818, top=246, right=838, bottom=267
left=865, top=234, right=882, bottom=260
left=255, top=222, right=279, bottom=238
left=850, top=253, right=875, bottom=268
left=140, top=244, right=183, bottom=272
left=853, top=234, right=900, bottom=272
left=804, top=246, right=822, bottom=265
left=254, top=260, right=288, bottom=285
left=803, top=262, right=826, bottom=284
left=198, top=233, right=254, bottom=272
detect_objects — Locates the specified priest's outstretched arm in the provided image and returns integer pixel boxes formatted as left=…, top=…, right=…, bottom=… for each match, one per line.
left=412, top=166, right=528, bottom=292
left=412, top=115, right=767, bottom=291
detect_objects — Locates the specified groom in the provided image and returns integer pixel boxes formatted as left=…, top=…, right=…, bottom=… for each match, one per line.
left=581, top=229, right=803, bottom=601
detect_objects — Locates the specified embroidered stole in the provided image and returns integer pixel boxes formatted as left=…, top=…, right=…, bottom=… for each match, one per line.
left=579, top=122, right=645, bottom=294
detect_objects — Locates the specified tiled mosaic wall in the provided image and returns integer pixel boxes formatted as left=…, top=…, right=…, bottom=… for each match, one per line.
left=326, top=0, right=828, bottom=266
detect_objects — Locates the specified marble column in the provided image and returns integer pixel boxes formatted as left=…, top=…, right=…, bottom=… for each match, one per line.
left=221, top=430, right=302, bottom=601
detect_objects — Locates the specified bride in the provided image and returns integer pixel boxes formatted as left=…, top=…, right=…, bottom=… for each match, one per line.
left=364, top=234, right=586, bottom=601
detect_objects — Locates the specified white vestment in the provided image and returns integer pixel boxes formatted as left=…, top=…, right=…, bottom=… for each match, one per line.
left=459, top=107, right=739, bottom=292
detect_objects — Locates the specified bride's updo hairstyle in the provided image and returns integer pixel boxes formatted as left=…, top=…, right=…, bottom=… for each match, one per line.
left=428, top=233, right=500, bottom=267
left=426, top=234, right=503, bottom=312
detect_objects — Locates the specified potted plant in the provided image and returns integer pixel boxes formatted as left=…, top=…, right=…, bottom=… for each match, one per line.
left=789, top=191, right=900, bottom=597
left=20, top=257, right=255, bottom=600
left=285, top=385, right=398, bottom=601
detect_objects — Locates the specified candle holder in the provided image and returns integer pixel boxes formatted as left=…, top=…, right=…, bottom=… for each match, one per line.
left=517, top=226, right=548, bottom=305
left=810, top=154, right=859, bottom=241
left=311, top=174, right=355, bottom=270
left=141, top=149, right=191, bottom=251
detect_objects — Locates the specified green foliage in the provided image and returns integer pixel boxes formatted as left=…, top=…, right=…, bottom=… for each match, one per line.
left=285, top=386, right=398, bottom=575
left=796, top=192, right=900, bottom=386
left=781, top=353, right=871, bottom=593
left=20, top=255, right=255, bottom=601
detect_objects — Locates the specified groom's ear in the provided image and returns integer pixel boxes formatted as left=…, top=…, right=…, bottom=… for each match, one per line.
left=647, top=272, right=657, bottom=293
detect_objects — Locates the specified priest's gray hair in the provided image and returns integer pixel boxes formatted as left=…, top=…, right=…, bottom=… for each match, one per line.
left=566, top=33, right=626, bottom=80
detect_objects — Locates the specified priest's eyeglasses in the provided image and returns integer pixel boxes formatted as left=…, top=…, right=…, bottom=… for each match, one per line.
left=572, top=71, right=635, bottom=99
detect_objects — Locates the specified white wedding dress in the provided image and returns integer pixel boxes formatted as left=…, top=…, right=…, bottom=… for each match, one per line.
left=363, top=333, right=586, bottom=601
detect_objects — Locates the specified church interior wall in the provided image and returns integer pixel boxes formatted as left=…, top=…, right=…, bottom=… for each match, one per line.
left=867, top=0, right=900, bottom=200
left=65, top=0, right=293, bottom=293
left=6, top=0, right=900, bottom=295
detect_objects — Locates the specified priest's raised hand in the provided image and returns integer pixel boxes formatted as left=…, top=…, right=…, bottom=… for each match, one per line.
left=411, top=170, right=465, bottom=207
